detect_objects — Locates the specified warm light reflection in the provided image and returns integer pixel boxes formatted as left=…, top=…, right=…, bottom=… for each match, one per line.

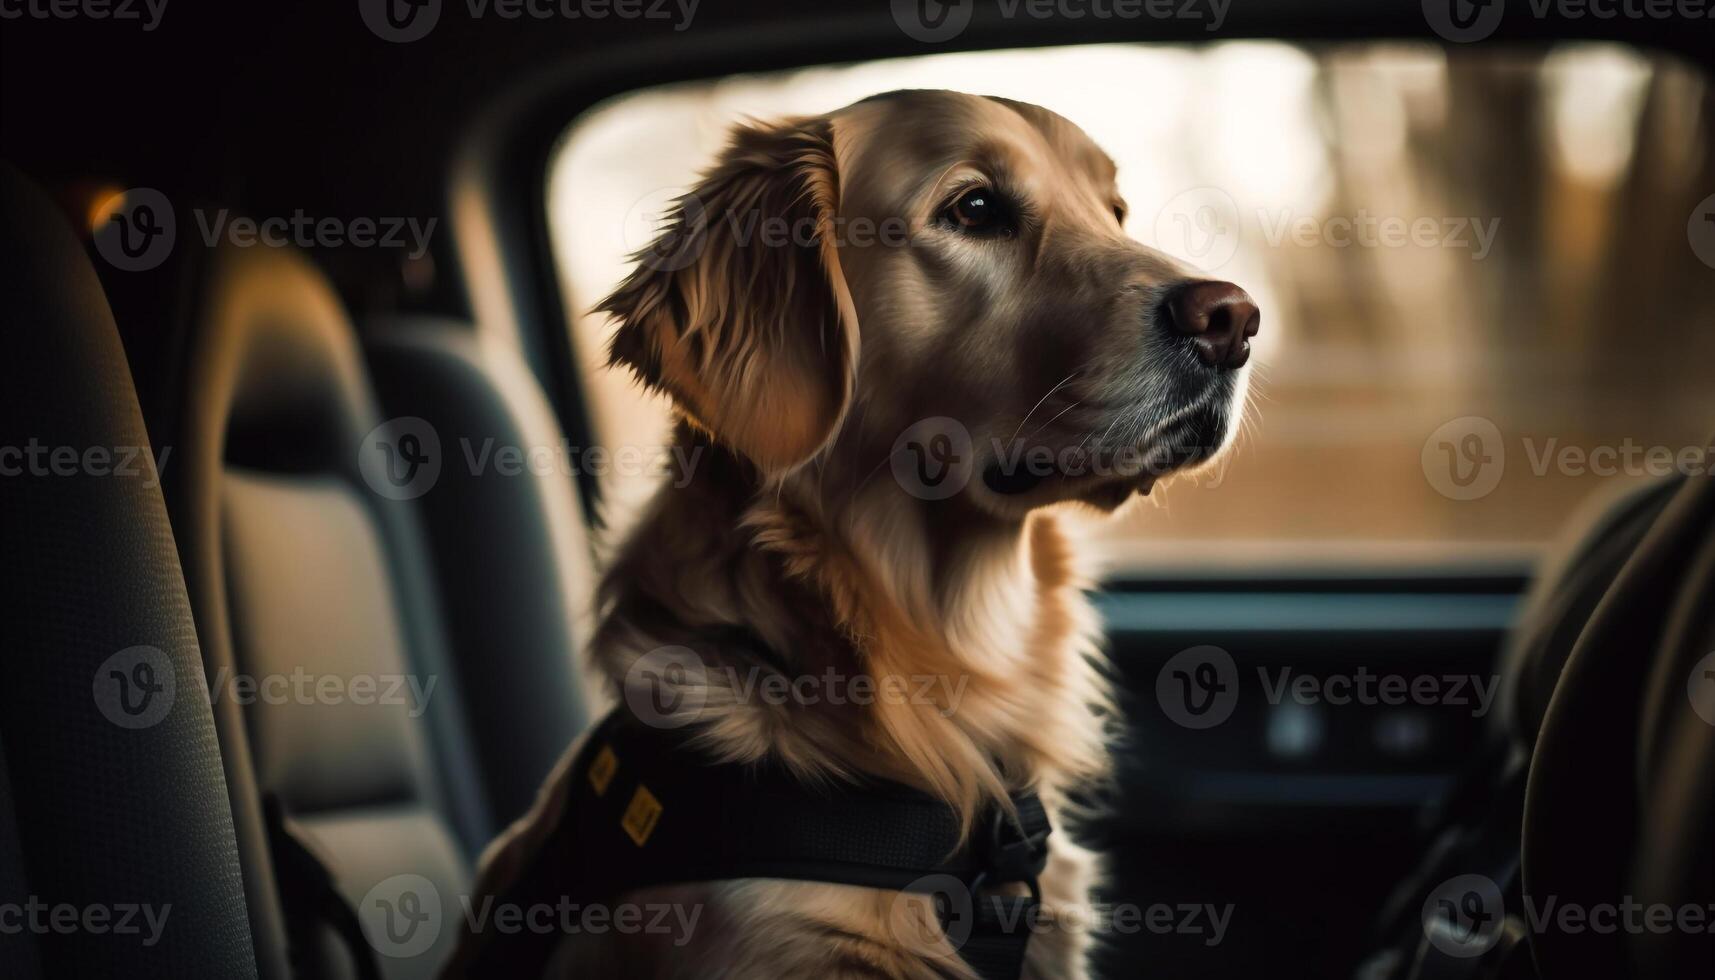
left=1542, top=44, right=1652, bottom=185
left=85, top=185, right=127, bottom=237
left=1199, top=43, right=1329, bottom=211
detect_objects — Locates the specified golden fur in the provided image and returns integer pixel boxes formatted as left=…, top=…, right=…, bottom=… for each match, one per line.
left=446, top=90, right=1253, bottom=979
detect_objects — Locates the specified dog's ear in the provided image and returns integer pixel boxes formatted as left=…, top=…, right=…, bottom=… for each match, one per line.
left=599, top=116, right=859, bottom=475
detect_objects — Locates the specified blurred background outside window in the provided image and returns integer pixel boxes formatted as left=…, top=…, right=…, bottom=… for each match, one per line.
left=548, top=42, right=1715, bottom=569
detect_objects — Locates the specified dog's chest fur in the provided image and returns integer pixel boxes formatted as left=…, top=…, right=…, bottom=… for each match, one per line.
left=459, top=458, right=1114, bottom=978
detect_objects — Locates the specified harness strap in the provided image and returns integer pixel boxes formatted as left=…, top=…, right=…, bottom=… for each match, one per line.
left=262, top=794, right=382, bottom=980
left=468, top=708, right=1050, bottom=979
left=958, top=895, right=1041, bottom=980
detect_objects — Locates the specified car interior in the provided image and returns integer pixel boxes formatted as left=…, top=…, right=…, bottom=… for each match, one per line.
left=2, top=3, right=1712, bottom=979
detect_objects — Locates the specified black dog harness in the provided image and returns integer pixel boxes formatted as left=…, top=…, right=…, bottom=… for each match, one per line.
left=465, top=708, right=1053, bottom=979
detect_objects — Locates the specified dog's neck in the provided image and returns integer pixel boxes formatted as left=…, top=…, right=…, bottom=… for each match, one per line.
left=592, top=428, right=1111, bottom=824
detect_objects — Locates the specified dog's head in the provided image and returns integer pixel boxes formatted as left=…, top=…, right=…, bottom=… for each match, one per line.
left=601, top=89, right=1257, bottom=518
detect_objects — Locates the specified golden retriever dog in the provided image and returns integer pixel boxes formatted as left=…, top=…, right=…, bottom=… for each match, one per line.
left=445, top=89, right=1258, bottom=979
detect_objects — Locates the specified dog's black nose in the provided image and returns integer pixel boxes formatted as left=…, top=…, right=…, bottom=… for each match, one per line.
left=1162, top=281, right=1261, bottom=369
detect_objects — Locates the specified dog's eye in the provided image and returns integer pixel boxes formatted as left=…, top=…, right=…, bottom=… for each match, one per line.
left=1113, top=205, right=1127, bottom=225
left=942, top=187, right=1011, bottom=236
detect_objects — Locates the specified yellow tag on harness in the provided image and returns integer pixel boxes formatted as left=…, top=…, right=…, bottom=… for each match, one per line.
left=621, top=785, right=663, bottom=846
left=587, top=745, right=618, bottom=796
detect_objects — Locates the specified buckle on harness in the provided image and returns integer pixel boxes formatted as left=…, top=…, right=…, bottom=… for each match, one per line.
left=970, top=803, right=1051, bottom=902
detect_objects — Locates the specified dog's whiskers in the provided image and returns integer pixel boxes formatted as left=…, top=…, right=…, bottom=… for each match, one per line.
left=1006, top=371, right=1078, bottom=446
left=1024, top=399, right=1082, bottom=444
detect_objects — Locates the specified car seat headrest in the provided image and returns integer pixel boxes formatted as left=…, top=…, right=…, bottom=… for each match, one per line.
left=186, top=244, right=379, bottom=476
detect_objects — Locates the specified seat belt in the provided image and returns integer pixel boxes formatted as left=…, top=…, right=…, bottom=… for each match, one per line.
left=463, top=708, right=1052, bottom=980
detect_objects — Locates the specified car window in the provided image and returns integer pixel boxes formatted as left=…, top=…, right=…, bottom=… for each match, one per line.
left=547, top=42, right=1715, bottom=568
